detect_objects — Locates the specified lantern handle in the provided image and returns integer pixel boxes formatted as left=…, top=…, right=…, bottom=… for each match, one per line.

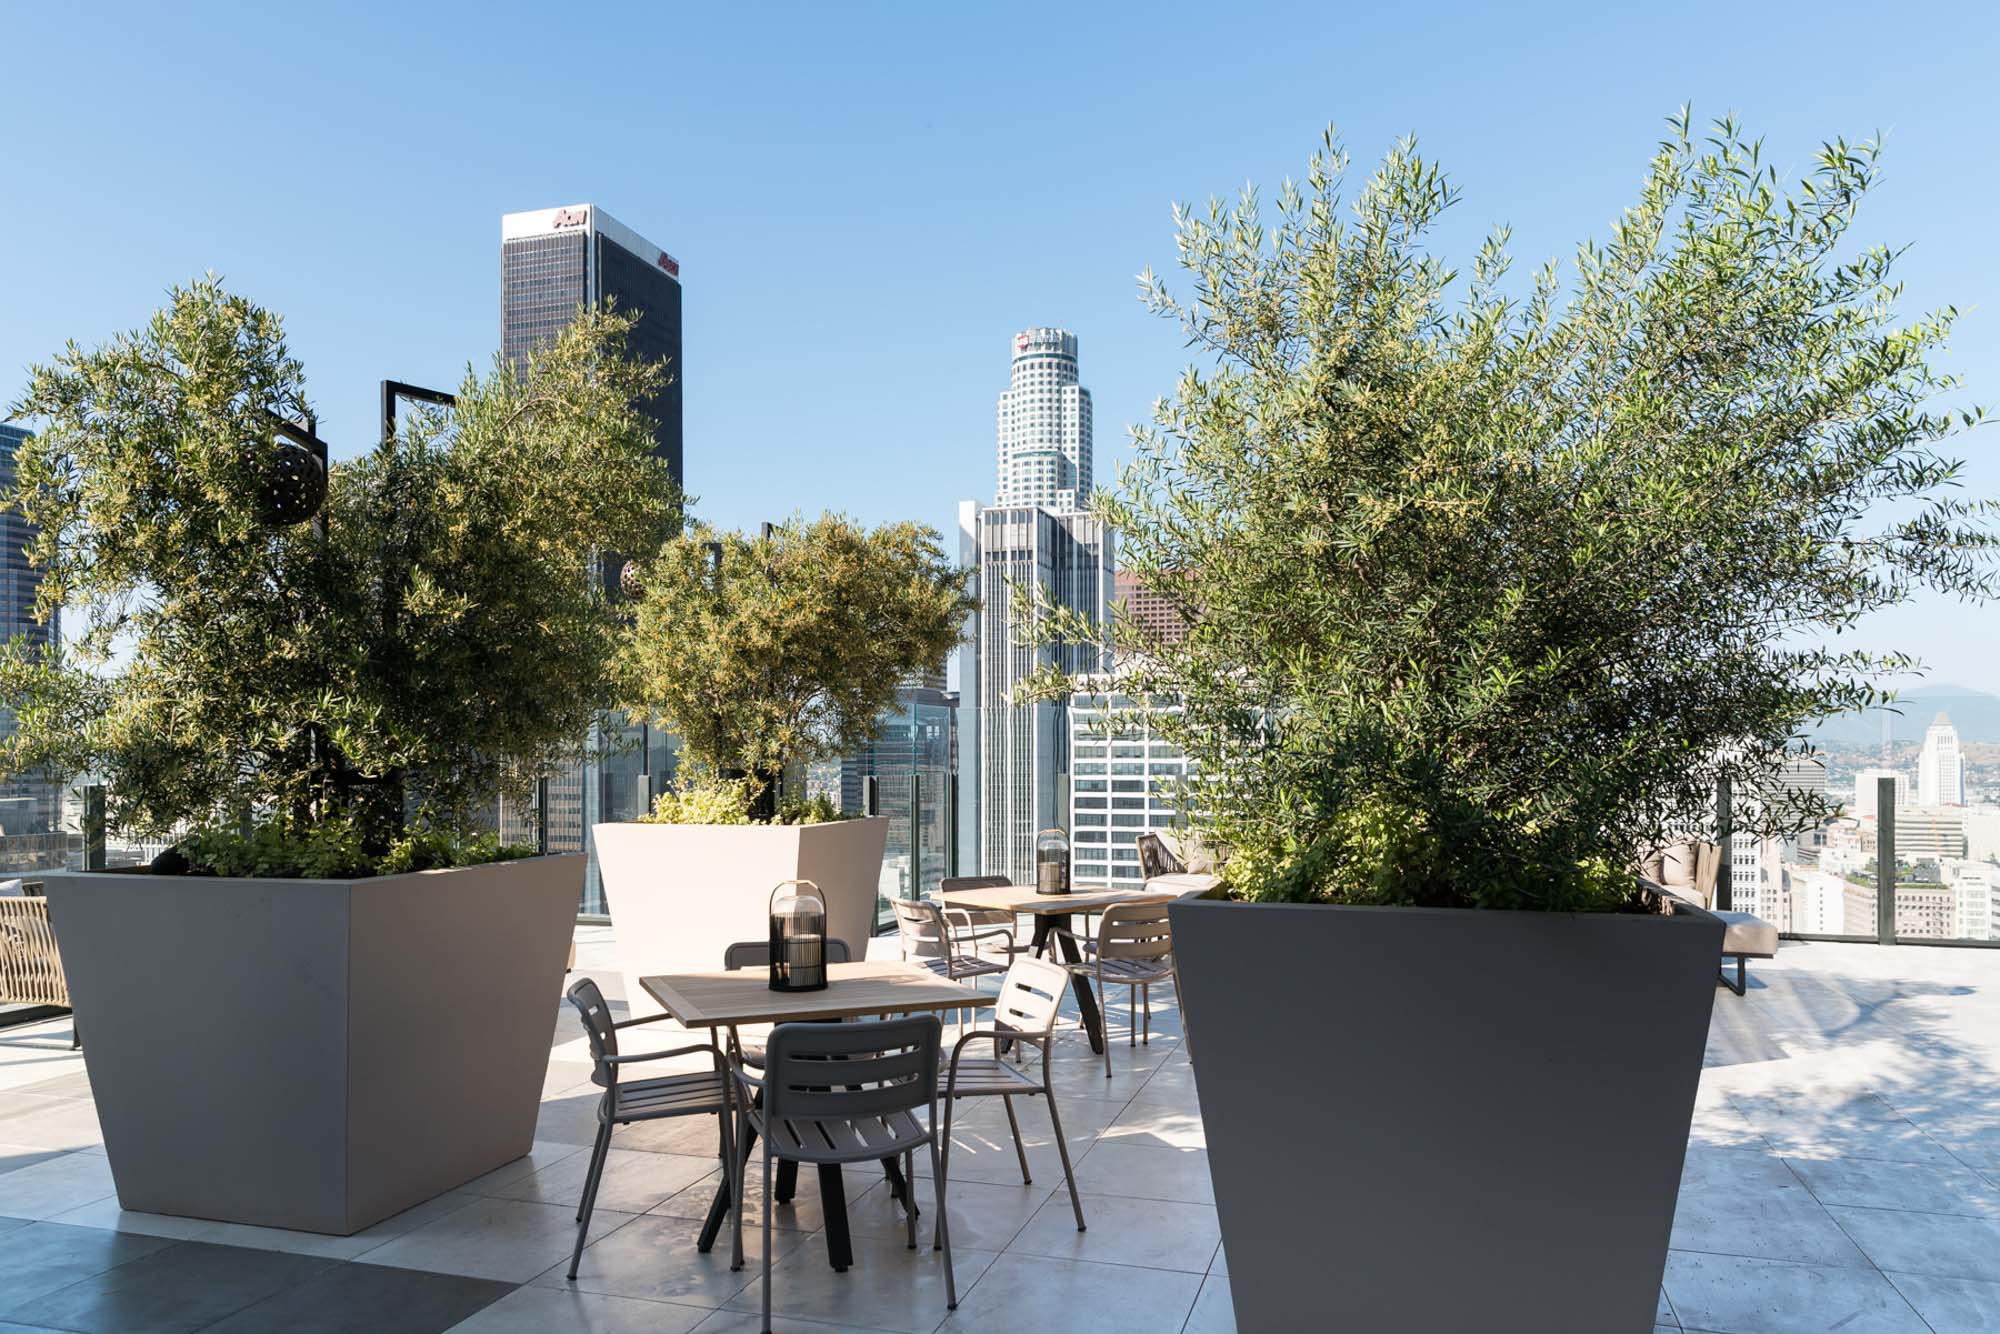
left=770, top=878, right=822, bottom=912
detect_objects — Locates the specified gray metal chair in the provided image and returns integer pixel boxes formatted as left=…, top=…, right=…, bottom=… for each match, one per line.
left=1054, top=900, right=1182, bottom=1078
left=937, top=954, right=1086, bottom=1245
left=720, top=937, right=855, bottom=1070
left=935, top=874, right=1022, bottom=956
left=892, top=897, right=1011, bottom=984
left=563, top=977, right=740, bottom=1279
left=736, top=1014, right=955, bottom=1332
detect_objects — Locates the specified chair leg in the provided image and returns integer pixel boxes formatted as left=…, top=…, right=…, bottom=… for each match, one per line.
left=904, top=1149, right=918, bottom=1249
left=930, top=1135, right=958, bottom=1312
left=1143, top=983, right=1152, bottom=1045
left=1099, top=978, right=1112, bottom=1079
left=1129, top=984, right=1138, bottom=1047
left=567, top=1120, right=613, bottom=1280
left=1041, top=1090, right=1086, bottom=1232
left=933, top=1094, right=957, bottom=1251
left=1002, top=1096, right=1033, bottom=1185
left=718, top=1097, right=744, bottom=1272
left=1719, top=955, right=1748, bottom=996
left=762, top=1148, right=775, bottom=1334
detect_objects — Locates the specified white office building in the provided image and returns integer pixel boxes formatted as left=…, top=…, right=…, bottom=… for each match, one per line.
left=956, top=329, right=1113, bottom=885
left=996, top=328, right=1092, bottom=512
left=1919, top=712, right=1965, bottom=807
left=1068, top=682, right=1191, bottom=888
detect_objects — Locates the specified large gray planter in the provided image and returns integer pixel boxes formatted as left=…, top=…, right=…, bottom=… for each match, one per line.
left=43, top=854, right=582, bottom=1235
left=1169, top=893, right=1723, bottom=1333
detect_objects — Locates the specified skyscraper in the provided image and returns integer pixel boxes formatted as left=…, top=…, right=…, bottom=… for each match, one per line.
left=0, top=424, right=61, bottom=854
left=1919, top=711, right=1965, bottom=807
left=501, top=204, right=683, bottom=480
left=957, top=328, right=1113, bottom=885
left=996, top=327, right=1092, bottom=512
left=500, top=205, right=683, bottom=912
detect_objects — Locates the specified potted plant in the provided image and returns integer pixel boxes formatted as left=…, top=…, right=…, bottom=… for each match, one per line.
left=1020, top=116, right=1993, bottom=1330
left=597, top=513, right=973, bottom=1013
left=0, top=279, right=680, bottom=1234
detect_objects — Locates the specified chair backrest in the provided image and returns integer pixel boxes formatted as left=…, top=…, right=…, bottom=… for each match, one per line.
left=938, top=874, right=1011, bottom=893
left=891, top=897, right=950, bottom=960
left=722, top=938, right=853, bottom=971
left=1135, top=833, right=1184, bottom=881
left=1097, top=900, right=1175, bottom=962
left=991, top=955, right=1069, bottom=1038
left=762, top=1013, right=941, bottom=1125
left=565, top=976, right=619, bottom=1087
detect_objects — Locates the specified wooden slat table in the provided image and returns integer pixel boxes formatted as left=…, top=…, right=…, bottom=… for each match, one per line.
left=937, top=885, right=1175, bottom=1054
left=641, top=961, right=992, bottom=1274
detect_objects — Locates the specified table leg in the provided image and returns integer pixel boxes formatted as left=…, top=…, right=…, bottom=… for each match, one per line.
left=775, top=1159, right=799, bottom=1204
left=819, top=1165, right=852, bottom=1271
left=698, top=1121, right=755, bottom=1254
left=1040, top=912, right=1106, bottom=1053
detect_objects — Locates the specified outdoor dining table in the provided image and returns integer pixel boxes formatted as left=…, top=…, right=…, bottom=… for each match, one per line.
left=936, top=883, right=1176, bottom=1054
left=640, top=960, right=993, bottom=1273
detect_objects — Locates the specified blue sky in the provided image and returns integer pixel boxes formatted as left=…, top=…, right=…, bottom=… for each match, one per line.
left=3, top=1, right=1996, bottom=695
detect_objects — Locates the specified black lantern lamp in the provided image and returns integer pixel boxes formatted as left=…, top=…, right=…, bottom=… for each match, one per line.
left=245, top=414, right=331, bottom=528
left=1036, top=827, right=1072, bottom=895
left=769, top=879, right=829, bottom=992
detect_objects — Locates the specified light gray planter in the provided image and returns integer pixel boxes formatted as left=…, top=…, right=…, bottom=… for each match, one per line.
left=1169, top=893, right=1723, bottom=1333
left=592, top=817, right=888, bottom=1019
left=43, top=854, right=582, bottom=1235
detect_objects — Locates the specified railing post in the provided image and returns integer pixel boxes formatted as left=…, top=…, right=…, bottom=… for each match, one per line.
left=82, top=784, right=106, bottom=872
left=1714, top=775, right=1733, bottom=913
left=910, top=772, right=922, bottom=898
left=1877, top=775, right=1897, bottom=944
left=864, top=775, right=879, bottom=818
left=536, top=777, right=550, bottom=856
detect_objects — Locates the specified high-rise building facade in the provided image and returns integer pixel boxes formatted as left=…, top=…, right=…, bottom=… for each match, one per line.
left=957, top=327, right=1112, bottom=885
left=1919, top=711, right=1965, bottom=807
left=813, top=681, right=958, bottom=927
left=995, top=328, right=1092, bottom=512
left=500, top=205, right=683, bottom=913
left=0, top=425, right=62, bottom=861
left=1113, top=570, right=1187, bottom=648
left=1852, top=768, right=1909, bottom=819
left=1068, top=681, right=1190, bottom=888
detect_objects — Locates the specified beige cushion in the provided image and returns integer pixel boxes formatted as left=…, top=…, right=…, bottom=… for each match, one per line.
left=1146, top=872, right=1223, bottom=896
left=1714, top=911, right=1779, bottom=957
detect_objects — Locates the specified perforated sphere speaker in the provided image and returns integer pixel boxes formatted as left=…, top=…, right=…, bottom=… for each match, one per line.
left=250, top=441, right=327, bottom=526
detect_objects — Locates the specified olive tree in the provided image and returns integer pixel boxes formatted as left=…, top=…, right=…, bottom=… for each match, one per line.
left=1022, top=113, right=1994, bottom=909
left=0, top=277, right=680, bottom=870
left=617, top=513, right=974, bottom=817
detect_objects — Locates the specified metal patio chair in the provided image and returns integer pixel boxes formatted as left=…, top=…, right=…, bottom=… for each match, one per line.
left=736, top=1014, right=955, bottom=1332
left=892, top=897, right=1010, bottom=1034
left=935, top=874, right=1022, bottom=959
left=1054, top=899, right=1182, bottom=1079
left=936, top=954, right=1086, bottom=1245
left=563, top=976, right=740, bottom=1280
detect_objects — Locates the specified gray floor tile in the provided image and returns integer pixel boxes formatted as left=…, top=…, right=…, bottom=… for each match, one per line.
left=690, top=1309, right=903, bottom=1334
left=0, top=1094, right=101, bottom=1152
left=203, top=1261, right=516, bottom=1334
left=2, top=1238, right=336, bottom=1334
left=939, top=1253, right=1203, bottom=1334
left=724, top=1232, right=995, bottom=1334
left=0, top=1146, right=68, bottom=1180
left=0, top=1148, right=116, bottom=1219
left=0, top=1222, right=179, bottom=1311
left=848, top=1173, right=1053, bottom=1253
left=1072, top=1139, right=1212, bottom=1204
left=1787, top=1155, right=2000, bottom=1217
left=484, top=1147, right=719, bottom=1216
left=1006, top=1191, right=1219, bottom=1273
left=359, top=1196, right=636, bottom=1284
left=1669, top=1147, right=1868, bottom=1266
left=444, top=1285, right=712, bottom=1333
left=1183, top=1273, right=1235, bottom=1334
left=1663, top=1250, right=1928, bottom=1334
left=1826, top=1205, right=2000, bottom=1281
left=1882, top=1271, right=2000, bottom=1334
left=549, top=1211, right=792, bottom=1307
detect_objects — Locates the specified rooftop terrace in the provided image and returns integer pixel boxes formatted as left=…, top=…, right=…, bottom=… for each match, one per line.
left=1, top=930, right=1997, bottom=1333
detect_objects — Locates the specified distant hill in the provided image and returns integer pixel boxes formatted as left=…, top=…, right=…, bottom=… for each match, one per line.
left=1810, top=684, right=2000, bottom=748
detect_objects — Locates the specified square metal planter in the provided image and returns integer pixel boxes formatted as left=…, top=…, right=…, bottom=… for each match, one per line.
left=1170, top=893, right=1723, bottom=1332
left=43, top=854, right=583, bottom=1235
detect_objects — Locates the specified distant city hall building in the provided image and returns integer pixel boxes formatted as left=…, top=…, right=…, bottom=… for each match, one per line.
left=499, top=204, right=683, bottom=913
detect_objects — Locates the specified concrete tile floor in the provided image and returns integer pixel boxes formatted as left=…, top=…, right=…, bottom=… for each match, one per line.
left=0, top=930, right=1996, bottom=1332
